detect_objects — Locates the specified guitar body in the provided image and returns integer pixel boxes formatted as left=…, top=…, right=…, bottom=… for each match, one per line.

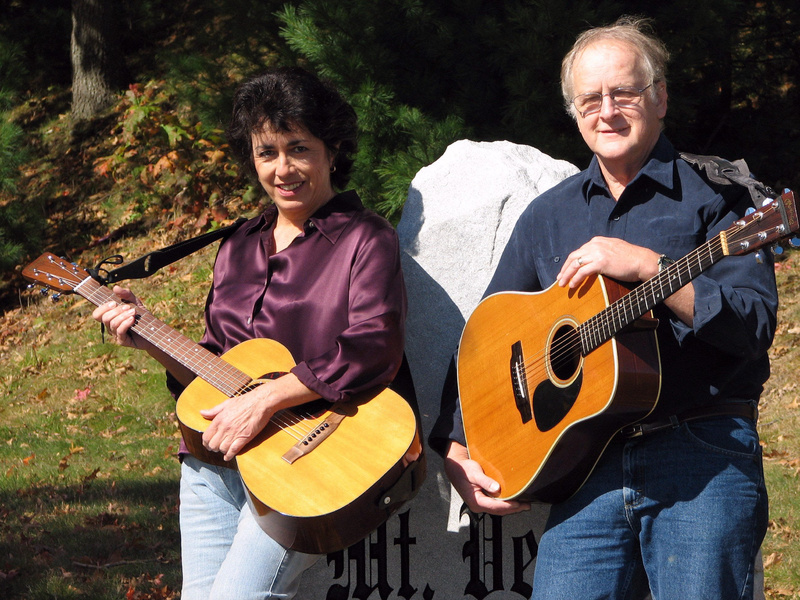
left=176, top=338, right=424, bottom=554
left=458, top=275, right=661, bottom=504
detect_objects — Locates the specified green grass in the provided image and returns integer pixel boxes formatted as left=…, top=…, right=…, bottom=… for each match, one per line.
left=759, top=254, right=800, bottom=599
left=0, top=245, right=218, bottom=600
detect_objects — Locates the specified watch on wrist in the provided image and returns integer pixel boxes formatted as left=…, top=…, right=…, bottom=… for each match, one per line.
left=658, top=254, right=675, bottom=272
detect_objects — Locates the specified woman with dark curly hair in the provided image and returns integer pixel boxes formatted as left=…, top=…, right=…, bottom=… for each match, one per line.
left=93, top=67, right=413, bottom=598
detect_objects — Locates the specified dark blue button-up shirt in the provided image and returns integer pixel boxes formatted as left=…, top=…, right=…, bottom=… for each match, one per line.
left=431, top=134, right=778, bottom=450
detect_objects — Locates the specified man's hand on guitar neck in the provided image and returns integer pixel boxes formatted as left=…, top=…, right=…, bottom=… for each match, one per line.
left=444, top=441, right=531, bottom=516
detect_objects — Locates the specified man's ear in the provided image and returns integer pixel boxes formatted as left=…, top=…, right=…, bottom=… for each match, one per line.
left=655, top=81, right=668, bottom=119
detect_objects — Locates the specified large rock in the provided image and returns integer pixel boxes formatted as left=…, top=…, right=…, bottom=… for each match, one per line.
left=296, top=140, right=579, bottom=599
left=398, top=139, right=579, bottom=431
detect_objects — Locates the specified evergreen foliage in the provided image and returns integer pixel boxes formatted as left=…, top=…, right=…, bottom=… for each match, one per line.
left=0, top=32, right=35, bottom=271
left=278, top=2, right=471, bottom=217
left=0, top=0, right=798, bottom=267
left=277, top=0, right=800, bottom=204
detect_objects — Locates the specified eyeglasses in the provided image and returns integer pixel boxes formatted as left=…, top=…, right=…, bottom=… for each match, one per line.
left=571, top=84, right=652, bottom=117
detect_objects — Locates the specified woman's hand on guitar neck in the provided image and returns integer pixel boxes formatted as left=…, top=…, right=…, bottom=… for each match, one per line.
left=92, top=286, right=148, bottom=350
left=444, top=441, right=531, bottom=516
left=91, top=286, right=197, bottom=387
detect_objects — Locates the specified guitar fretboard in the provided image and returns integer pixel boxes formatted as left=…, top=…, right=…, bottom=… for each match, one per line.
left=75, top=277, right=251, bottom=397
left=579, top=232, right=727, bottom=354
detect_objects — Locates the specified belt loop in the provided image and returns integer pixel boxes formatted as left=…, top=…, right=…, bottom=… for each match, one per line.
left=669, top=415, right=680, bottom=429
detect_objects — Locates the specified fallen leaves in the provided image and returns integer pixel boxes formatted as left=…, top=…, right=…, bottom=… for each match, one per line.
left=58, top=445, right=85, bottom=472
left=73, top=387, right=92, bottom=401
left=763, top=449, right=800, bottom=477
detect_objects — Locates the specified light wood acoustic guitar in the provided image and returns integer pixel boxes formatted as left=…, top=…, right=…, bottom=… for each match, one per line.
left=457, top=190, right=798, bottom=504
left=22, top=255, right=425, bottom=554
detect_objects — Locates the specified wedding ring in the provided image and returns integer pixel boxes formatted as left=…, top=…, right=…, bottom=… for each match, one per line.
left=577, top=256, right=584, bottom=266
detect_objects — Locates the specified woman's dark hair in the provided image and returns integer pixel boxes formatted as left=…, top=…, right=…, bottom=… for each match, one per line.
left=226, top=66, right=358, bottom=190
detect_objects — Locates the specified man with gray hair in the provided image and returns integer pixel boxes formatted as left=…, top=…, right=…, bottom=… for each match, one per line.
left=432, top=16, right=775, bottom=599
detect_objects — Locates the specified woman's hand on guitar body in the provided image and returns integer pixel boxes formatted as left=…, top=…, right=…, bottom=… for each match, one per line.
left=200, top=372, right=320, bottom=462
left=444, top=441, right=531, bottom=516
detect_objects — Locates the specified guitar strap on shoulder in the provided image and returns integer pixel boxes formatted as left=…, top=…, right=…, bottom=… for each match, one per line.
left=679, top=152, right=776, bottom=209
left=90, top=217, right=248, bottom=285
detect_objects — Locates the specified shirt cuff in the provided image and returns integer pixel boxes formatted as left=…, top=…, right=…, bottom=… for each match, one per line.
left=291, top=362, right=346, bottom=403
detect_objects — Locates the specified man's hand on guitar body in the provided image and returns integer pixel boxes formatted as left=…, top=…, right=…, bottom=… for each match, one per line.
left=444, top=441, right=531, bottom=516
left=557, top=236, right=661, bottom=289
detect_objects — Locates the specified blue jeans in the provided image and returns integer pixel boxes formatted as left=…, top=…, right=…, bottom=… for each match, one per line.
left=179, top=455, right=321, bottom=600
left=531, top=415, right=768, bottom=600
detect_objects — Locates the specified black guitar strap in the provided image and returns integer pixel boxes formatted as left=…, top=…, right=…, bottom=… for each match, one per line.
left=679, top=152, right=776, bottom=209
left=89, top=217, right=247, bottom=285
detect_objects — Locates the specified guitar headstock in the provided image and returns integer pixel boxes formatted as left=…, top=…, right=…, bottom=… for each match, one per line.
left=22, top=253, right=91, bottom=294
left=724, top=190, right=799, bottom=257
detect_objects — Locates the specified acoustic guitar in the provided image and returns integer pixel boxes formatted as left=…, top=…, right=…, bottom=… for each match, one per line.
left=457, top=190, right=798, bottom=504
left=22, top=255, right=424, bottom=554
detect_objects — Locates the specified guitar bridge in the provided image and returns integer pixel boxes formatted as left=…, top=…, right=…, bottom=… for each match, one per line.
left=282, top=411, right=347, bottom=464
left=510, top=341, right=533, bottom=424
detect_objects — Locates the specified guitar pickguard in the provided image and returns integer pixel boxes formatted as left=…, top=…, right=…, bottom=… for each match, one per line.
left=532, top=371, right=583, bottom=432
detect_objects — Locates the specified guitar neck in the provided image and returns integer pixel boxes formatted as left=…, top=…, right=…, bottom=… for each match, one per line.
left=580, top=233, right=726, bottom=354
left=74, top=276, right=251, bottom=397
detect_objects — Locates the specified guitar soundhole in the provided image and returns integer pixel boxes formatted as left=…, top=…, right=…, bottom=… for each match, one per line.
left=550, top=324, right=581, bottom=382
left=533, top=323, right=583, bottom=432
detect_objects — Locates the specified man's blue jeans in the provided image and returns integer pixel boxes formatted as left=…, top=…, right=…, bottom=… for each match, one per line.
left=531, top=414, right=768, bottom=600
left=179, top=455, right=320, bottom=600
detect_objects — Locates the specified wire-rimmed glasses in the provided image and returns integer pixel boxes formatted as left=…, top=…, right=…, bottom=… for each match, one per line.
left=571, top=84, right=652, bottom=117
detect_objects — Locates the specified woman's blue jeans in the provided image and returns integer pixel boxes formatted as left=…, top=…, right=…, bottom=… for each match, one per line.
left=179, top=455, right=320, bottom=600
left=530, top=414, right=768, bottom=600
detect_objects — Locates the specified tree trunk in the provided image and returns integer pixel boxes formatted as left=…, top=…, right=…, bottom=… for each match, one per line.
left=70, top=0, right=126, bottom=121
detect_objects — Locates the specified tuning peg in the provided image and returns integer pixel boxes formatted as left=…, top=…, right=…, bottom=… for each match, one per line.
left=773, top=245, right=785, bottom=255
left=745, top=207, right=756, bottom=216
left=789, top=237, right=800, bottom=249
left=51, top=293, right=62, bottom=302
left=754, top=250, right=765, bottom=264
left=39, top=287, right=50, bottom=296
left=762, top=198, right=774, bottom=207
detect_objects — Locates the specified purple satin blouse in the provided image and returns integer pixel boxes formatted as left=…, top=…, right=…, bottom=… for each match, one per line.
left=189, top=190, right=407, bottom=402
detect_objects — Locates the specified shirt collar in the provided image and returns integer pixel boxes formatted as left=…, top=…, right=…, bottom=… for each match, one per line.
left=582, top=134, right=677, bottom=201
left=241, top=190, right=364, bottom=245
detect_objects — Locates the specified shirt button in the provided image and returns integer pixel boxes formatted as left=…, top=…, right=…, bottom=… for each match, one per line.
left=247, top=317, right=252, bottom=325
left=554, top=256, right=561, bottom=263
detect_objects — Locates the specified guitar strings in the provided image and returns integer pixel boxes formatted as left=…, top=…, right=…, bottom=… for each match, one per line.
left=514, top=222, right=752, bottom=384
left=66, top=273, right=331, bottom=445
left=522, top=209, right=768, bottom=380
